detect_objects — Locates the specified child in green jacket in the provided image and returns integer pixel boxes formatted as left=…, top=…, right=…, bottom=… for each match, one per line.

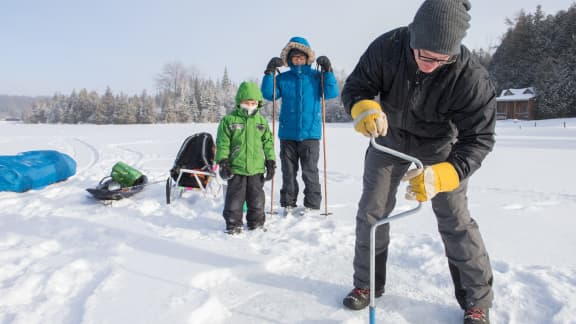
left=215, top=81, right=276, bottom=234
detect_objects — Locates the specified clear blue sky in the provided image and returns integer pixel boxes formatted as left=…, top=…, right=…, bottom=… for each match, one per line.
left=1, top=0, right=573, bottom=96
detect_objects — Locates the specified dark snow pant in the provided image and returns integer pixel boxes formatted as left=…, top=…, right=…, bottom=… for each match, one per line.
left=352, top=145, right=494, bottom=310
left=279, top=139, right=321, bottom=209
left=222, top=174, right=265, bottom=230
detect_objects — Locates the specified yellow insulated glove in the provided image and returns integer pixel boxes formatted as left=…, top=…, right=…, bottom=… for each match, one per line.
left=351, top=100, right=388, bottom=137
left=402, top=162, right=460, bottom=202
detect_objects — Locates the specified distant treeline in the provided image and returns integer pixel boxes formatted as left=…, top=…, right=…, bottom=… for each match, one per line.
left=17, top=4, right=576, bottom=123
left=0, top=95, right=45, bottom=119
left=21, top=63, right=349, bottom=124
left=487, top=4, right=576, bottom=119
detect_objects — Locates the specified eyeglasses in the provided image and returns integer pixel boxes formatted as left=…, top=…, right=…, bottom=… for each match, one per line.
left=416, top=49, right=456, bottom=65
left=291, top=54, right=307, bottom=60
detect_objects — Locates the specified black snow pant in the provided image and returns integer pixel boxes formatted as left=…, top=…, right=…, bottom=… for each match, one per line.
left=352, top=145, right=494, bottom=310
left=279, top=139, right=321, bottom=209
left=222, top=174, right=265, bottom=230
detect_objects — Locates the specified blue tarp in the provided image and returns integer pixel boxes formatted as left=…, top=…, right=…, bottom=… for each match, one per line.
left=0, top=150, right=76, bottom=192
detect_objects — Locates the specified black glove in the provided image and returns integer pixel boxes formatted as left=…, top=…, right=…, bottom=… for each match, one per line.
left=218, top=159, right=233, bottom=180
left=316, top=56, right=332, bottom=72
left=265, top=57, right=283, bottom=74
left=264, top=160, right=276, bottom=181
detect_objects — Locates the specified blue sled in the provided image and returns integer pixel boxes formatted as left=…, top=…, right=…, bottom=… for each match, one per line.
left=0, top=150, right=76, bottom=192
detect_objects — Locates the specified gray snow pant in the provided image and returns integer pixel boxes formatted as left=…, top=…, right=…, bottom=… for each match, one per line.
left=279, top=140, right=321, bottom=209
left=352, top=145, right=493, bottom=310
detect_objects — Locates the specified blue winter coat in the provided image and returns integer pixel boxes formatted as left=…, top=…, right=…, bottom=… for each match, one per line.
left=261, top=65, right=339, bottom=141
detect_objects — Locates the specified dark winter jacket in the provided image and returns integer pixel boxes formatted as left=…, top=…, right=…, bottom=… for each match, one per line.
left=342, top=27, right=496, bottom=179
left=216, top=82, right=275, bottom=176
left=261, top=37, right=339, bottom=141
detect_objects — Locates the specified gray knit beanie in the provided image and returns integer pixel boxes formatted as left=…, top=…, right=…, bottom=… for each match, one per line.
left=409, top=0, right=471, bottom=55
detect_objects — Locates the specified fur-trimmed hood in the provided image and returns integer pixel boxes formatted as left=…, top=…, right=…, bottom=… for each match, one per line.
left=280, top=36, right=315, bottom=66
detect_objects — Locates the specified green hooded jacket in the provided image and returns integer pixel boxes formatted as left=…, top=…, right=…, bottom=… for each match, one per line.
left=215, top=81, right=275, bottom=176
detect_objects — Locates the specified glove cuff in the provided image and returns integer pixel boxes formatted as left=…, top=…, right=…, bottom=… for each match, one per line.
left=351, top=100, right=382, bottom=119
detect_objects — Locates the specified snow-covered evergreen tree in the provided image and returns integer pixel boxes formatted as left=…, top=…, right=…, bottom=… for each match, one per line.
left=188, top=94, right=201, bottom=122
left=46, top=94, right=65, bottom=123
left=221, top=67, right=233, bottom=93
left=490, top=3, right=576, bottom=118
left=75, top=89, right=96, bottom=123
left=23, top=101, right=47, bottom=123
left=137, top=90, right=156, bottom=124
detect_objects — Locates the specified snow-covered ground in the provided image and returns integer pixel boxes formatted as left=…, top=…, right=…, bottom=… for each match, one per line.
left=1, top=118, right=575, bottom=324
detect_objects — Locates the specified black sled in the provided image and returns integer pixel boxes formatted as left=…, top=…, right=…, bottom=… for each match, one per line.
left=86, top=175, right=148, bottom=201
left=86, top=161, right=148, bottom=201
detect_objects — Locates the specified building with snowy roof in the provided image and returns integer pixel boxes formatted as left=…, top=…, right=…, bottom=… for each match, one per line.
left=496, top=87, right=537, bottom=120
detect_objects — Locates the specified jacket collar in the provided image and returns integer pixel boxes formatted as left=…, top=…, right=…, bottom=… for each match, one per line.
left=235, top=106, right=259, bottom=117
left=289, top=64, right=312, bottom=74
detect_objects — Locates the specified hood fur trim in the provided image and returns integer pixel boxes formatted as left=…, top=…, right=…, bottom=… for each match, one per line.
left=280, top=41, right=315, bottom=65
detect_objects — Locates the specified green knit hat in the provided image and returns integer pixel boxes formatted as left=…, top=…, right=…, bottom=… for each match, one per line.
left=409, top=0, right=471, bottom=55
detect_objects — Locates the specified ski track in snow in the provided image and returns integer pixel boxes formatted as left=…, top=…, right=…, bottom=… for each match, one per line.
left=1, top=122, right=575, bottom=323
left=70, top=137, right=101, bottom=177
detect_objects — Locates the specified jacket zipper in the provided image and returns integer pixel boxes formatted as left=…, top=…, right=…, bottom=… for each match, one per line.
left=403, top=70, right=422, bottom=153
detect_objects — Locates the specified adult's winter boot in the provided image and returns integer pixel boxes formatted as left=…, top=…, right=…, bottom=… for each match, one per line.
left=342, top=287, right=383, bottom=310
left=464, top=308, right=489, bottom=324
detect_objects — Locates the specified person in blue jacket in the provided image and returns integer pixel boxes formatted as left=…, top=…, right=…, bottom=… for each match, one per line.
left=261, top=36, right=339, bottom=216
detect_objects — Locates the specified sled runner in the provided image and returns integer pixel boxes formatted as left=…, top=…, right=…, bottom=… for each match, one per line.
left=86, top=161, right=148, bottom=202
left=166, top=132, right=222, bottom=204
